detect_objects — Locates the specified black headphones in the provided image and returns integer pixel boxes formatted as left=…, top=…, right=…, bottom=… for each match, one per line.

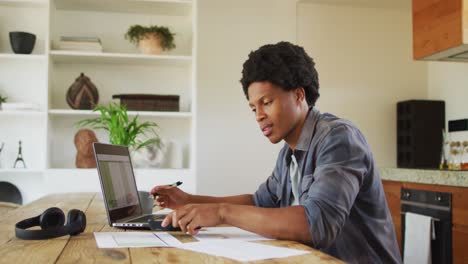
left=15, top=207, right=87, bottom=240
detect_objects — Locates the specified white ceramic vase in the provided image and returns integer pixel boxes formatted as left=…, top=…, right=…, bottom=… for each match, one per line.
left=130, top=142, right=166, bottom=168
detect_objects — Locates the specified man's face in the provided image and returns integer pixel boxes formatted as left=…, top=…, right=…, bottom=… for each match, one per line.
left=247, top=81, right=304, bottom=144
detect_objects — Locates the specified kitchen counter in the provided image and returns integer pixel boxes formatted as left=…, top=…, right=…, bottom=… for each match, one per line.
left=379, top=168, right=468, bottom=188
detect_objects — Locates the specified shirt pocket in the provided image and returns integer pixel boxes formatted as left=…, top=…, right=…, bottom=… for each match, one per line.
left=300, top=174, right=315, bottom=199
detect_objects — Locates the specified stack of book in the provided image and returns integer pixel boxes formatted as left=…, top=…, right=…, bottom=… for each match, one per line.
left=58, top=36, right=103, bottom=52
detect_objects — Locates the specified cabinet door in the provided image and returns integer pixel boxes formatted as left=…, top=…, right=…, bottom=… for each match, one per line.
left=453, top=225, right=468, bottom=264
left=382, top=180, right=403, bottom=252
left=412, top=0, right=463, bottom=59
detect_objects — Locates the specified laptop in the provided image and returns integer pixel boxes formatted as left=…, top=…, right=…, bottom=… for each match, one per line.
left=93, top=142, right=178, bottom=230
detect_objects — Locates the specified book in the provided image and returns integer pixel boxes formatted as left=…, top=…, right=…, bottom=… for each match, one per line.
left=60, top=36, right=101, bottom=43
left=58, top=39, right=103, bottom=52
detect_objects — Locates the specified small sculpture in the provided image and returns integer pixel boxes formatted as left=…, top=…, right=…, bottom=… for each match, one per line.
left=66, top=73, right=99, bottom=109
left=13, top=141, right=26, bottom=168
left=74, top=129, right=98, bottom=168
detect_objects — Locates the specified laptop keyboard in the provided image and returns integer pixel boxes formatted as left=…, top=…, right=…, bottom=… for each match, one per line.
left=128, top=214, right=166, bottom=223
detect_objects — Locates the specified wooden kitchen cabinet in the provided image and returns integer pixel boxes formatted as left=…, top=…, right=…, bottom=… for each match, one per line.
left=412, top=0, right=468, bottom=61
left=382, top=180, right=468, bottom=263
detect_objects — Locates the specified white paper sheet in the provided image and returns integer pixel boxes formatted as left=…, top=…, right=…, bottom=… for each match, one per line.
left=94, top=232, right=177, bottom=248
left=177, top=239, right=310, bottom=262
left=194, top=227, right=273, bottom=242
left=155, top=232, right=183, bottom=247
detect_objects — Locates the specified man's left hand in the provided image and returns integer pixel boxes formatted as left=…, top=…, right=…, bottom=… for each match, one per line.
left=161, top=203, right=225, bottom=235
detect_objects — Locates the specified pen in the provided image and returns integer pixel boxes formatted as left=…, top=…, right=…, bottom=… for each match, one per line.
left=149, top=181, right=183, bottom=199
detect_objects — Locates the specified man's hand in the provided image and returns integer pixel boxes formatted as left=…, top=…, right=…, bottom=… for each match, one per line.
left=150, top=185, right=190, bottom=210
left=161, top=203, right=225, bottom=235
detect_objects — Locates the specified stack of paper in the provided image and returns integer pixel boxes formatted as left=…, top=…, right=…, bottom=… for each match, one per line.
left=178, top=239, right=310, bottom=262
left=193, top=226, right=274, bottom=242
left=94, top=228, right=310, bottom=262
left=94, top=232, right=181, bottom=248
left=58, top=36, right=103, bottom=52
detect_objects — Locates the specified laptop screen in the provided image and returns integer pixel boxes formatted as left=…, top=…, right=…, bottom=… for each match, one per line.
left=93, top=143, right=142, bottom=224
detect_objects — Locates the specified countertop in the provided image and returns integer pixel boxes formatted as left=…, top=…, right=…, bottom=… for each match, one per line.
left=379, top=168, right=468, bottom=188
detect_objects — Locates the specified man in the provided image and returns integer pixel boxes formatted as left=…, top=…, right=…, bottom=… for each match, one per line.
left=151, top=41, right=401, bottom=263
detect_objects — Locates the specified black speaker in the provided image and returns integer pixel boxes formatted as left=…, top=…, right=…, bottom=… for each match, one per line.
left=397, top=100, right=445, bottom=169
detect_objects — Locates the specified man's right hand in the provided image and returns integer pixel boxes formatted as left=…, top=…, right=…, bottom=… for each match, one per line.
left=150, top=185, right=191, bottom=210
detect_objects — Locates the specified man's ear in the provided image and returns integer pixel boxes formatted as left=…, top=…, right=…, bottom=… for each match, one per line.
left=295, top=87, right=306, bottom=102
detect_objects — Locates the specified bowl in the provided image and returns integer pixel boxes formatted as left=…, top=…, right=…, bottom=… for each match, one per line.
left=9, top=31, right=36, bottom=54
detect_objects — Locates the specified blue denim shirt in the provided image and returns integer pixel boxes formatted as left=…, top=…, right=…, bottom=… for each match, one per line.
left=253, top=108, right=402, bottom=264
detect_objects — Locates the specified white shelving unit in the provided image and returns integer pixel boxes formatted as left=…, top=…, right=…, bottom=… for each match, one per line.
left=48, top=109, right=192, bottom=118
left=49, top=50, right=192, bottom=66
left=0, top=0, right=197, bottom=204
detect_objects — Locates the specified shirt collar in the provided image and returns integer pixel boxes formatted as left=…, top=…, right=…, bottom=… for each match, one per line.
left=284, top=107, right=321, bottom=165
left=295, top=107, right=320, bottom=152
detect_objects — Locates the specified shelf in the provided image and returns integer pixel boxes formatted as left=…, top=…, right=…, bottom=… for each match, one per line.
left=0, top=53, right=47, bottom=60
left=0, top=0, right=48, bottom=8
left=0, top=169, right=43, bottom=173
left=49, top=50, right=192, bottom=66
left=48, top=109, right=192, bottom=118
left=53, top=0, right=192, bottom=16
left=46, top=168, right=189, bottom=172
left=0, top=110, right=46, bottom=117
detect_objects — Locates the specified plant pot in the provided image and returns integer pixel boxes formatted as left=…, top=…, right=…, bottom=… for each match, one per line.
left=138, top=33, right=163, bottom=55
left=9, top=31, right=36, bottom=54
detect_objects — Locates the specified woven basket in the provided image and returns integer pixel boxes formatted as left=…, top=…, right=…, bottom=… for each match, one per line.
left=112, top=94, right=179, bottom=112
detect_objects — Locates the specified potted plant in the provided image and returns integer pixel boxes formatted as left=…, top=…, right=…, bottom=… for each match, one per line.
left=76, top=103, right=162, bottom=151
left=125, top=25, right=176, bottom=55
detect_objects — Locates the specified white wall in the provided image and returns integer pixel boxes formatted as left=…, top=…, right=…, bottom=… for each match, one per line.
left=196, top=0, right=429, bottom=196
left=297, top=2, right=428, bottom=167
left=428, top=62, right=468, bottom=141
left=197, top=0, right=298, bottom=195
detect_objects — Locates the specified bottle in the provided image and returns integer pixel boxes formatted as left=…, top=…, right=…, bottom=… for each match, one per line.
left=439, top=129, right=449, bottom=170
left=461, top=141, right=468, bottom=170
left=449, top=141, right=461, bottom=170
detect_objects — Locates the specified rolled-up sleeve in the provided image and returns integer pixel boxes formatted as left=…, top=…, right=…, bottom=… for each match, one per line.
left=302, top=124, right=369, bottom=249
left=253, top=147, right=287, bottom=208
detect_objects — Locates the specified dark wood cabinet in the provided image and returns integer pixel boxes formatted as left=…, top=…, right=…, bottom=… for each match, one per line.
left=412, top=0, right=468, bottom=61
left=382, top=180, right=468, bottom=263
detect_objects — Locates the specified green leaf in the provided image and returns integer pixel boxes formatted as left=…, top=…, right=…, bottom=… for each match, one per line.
left=75, top=102, right=161, bottom=150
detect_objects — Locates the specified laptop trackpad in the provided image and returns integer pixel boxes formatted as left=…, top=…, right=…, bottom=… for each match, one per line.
left=148, top=220, right=182, bottom=231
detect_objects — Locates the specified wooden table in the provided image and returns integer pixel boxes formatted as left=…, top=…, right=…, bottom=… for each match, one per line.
left=0, top=193, right=343, bottom=263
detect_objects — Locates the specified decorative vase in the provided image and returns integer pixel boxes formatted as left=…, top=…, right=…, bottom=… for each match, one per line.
left=130, top=142, right=166, bottom=168
left=9, top=32, right=36, bottom=54
left=138, top=33, right=163, bottom=55
left=66, top=73, right=99, bottom=110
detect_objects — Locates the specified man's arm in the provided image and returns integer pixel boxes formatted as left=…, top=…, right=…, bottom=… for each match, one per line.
left=189, top=194, right=254, bottom=205
left=151, top=185, right=256, bottom=209
left=221, top=204, right=312, bottom=243
left=162, top=202, right=312, bottom=244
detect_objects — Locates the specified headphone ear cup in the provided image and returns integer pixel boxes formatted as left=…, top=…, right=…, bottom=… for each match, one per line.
left=67, top=209, right=86, bottom=235
left=40, top=207, right=65, bottom=229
